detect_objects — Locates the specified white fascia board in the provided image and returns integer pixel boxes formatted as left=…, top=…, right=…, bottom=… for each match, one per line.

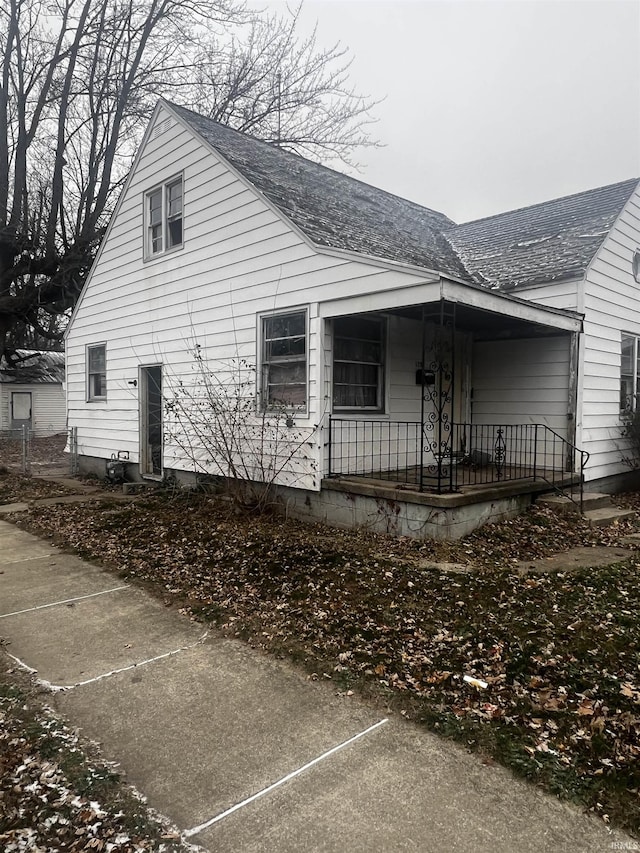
left=440, top=278, right=583, bottom=332
left=65, top=101, right=168, bottom=340
left=320, top=275, right=583, bottom=333
left=318, top=279, right=442, bottom=318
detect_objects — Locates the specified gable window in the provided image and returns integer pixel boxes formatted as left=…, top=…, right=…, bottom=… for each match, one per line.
left=87, top=344, right=106, bottom=401
left=261, top=310, right=307, bottom=410
left=621, top=333, right=640, bottom=411
left=333, top=315, right=385, bottom=410
left=145, top=176, right=183, bottom=257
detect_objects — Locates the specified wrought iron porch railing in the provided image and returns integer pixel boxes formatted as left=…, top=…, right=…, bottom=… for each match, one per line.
left=328, top=419, right=589, bottom=508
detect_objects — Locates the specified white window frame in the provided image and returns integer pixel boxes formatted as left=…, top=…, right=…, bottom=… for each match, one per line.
left=621, top=332, right=640, bottom=412
left=144, top=174, right=183, bottom=259
left=87, top=343, right=107, bottom=402
left=260, top=308, right=308, bottom=413
left=333, top=315, right=386, bottom=412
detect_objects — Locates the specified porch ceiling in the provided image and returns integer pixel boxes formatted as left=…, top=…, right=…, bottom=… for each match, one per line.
left=318, top=276, right=583, bottom=339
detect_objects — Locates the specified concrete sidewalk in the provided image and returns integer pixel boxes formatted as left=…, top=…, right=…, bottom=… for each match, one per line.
left=0, top=519, right=628, bottom=852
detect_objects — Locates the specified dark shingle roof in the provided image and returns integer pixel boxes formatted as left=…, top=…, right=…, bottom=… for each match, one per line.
left=168, top=102, right=469, bottom=279
left=445, top=178, right=639, bottom=290
left=166, top=102, right=638, bottom=291
left=0, top=350, right=65, bottom=384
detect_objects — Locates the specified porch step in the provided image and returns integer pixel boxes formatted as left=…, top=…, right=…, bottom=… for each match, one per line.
left=537, top=492, right=613, bottom=514
left=536, top=492, right=636, bottom=528
left=583, top=507, right=637, bottom=528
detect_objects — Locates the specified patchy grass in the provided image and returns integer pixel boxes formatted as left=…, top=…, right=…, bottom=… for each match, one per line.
left=0, top=660, right=193, bottom=851
left=7, top=484, right=640, bottom=836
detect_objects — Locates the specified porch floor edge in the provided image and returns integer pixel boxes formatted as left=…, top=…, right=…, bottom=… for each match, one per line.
left=321, top=475, right=581, bottom=508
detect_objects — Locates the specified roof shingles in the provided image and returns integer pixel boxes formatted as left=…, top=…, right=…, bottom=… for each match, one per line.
left=167, top=102, right=638, bottom=292
left=444, top=179, right=639, bottom=290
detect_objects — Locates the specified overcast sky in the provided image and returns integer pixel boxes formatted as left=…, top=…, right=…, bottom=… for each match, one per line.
left=256, top=0, right=640, bottom=223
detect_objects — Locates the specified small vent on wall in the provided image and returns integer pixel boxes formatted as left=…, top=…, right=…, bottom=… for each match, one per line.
left=152, top=118, right=172, bottom=139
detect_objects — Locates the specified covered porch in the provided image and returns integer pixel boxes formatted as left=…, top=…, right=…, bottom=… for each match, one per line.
left=319, top=276, right=586, bottom=522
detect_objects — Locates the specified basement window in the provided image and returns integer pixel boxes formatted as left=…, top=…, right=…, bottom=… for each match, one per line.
left=145, top=176, right=183, bottom=258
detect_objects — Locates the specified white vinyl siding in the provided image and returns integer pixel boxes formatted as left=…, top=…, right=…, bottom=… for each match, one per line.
left=66, top=105, right=430, bottom=488
left=472, top=336, right=570, bottom=435
left=580, top=183, right=640, bottom=480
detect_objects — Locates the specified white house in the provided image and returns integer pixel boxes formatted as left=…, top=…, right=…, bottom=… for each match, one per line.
left=65, top=99, right=640, bottom=538
left=0, top=350, right=66, bottom=437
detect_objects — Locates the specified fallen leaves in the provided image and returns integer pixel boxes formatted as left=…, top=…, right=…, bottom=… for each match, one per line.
left=6, top=481, right=640, bottom=835
left=0, top=669, right=190, bottom=851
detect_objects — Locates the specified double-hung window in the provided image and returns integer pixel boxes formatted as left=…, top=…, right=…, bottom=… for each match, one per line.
left=621, top=333, right=640, bottom=412
left=261, top=310, right=307, bottom=410
left=87, top=344, right=106, bottom=401
left=145, top=176, right=183, bottom=257
left=333, top=315, right=385, bottom=410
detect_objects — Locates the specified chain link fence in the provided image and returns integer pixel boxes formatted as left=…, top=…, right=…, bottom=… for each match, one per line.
left=0, top=427, right=78, bottom=476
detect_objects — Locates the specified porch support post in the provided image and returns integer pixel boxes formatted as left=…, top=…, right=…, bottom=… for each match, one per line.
left=566, top=330, right=580, bottom=473
left=419, top=303, right=427, bottom=492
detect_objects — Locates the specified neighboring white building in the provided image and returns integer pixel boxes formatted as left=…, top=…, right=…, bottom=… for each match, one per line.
left=0, top=350, right=66, bottom=437
left=65, top=99, right=640, bottom=538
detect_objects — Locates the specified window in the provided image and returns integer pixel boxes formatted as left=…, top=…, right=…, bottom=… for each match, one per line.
left=633, top=250, right=640, bottom=283
left=145, top=176, right=183, bottom=257
left=621, top=333, right=640, bottom=411
left=333, top=315, right=385, bottom=410
left=87, top=344, right=106, bottom=401
left=261, top=310, right=307, bottom=410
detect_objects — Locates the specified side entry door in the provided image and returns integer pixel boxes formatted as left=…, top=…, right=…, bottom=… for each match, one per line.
left=139, top=366, right=163, bottom=476
left=11, top=392, right=32, bottom=432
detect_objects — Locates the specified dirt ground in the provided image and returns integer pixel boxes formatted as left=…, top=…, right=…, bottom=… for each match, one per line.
left=0, top=433, right=69, bottom=474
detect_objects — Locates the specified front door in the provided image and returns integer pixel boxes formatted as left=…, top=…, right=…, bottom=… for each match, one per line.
left=11, top=392, right=32, bottom=432
left=139, top=366, right=163, bottom=476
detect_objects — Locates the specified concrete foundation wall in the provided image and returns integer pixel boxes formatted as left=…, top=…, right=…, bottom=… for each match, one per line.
left=275, top=483, right=534, bottom=540
left=77, top=451, right=640, bottom=540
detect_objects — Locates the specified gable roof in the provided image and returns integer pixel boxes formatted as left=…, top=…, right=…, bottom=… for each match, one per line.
left=445, top=178, right=639, bottom=290
left=0, top=350, right=65, bottom=384
left=166, top=101, right=469, bottom=279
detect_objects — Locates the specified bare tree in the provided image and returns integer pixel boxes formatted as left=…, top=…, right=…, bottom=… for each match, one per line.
left=188, top=3, right=379, bottom=165
left=0, top=0, right=379, bottom=363
left=164, top=343, right=319, bottom=512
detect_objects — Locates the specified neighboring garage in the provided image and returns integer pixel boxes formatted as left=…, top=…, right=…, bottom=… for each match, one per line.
left=0, top=349, right=66, bottom=437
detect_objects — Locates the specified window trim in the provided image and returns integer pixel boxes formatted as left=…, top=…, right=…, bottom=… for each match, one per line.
left=332, top=314, right=386, bottom=413
left=86, top=343, right=107, bottom=402
left=259, top=308, right=309, bottom=414
left=620, top=332, right=640, bottom=413
left=144, top=174, right=183, bottom=260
